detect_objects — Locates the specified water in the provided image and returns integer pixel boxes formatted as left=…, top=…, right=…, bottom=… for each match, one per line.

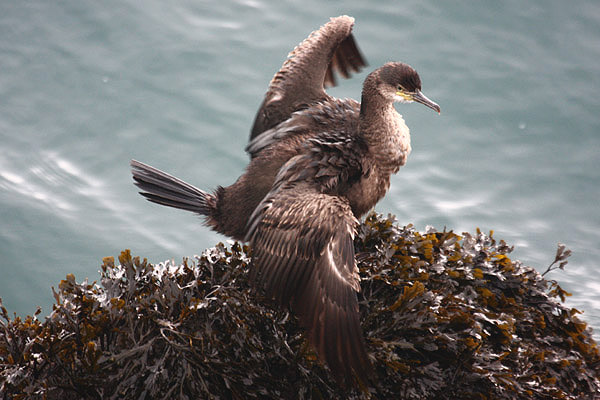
left=1, top=1, right=599, bottom=338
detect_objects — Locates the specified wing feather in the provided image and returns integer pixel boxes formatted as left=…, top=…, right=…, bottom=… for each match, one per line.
left=246, top=183, right=370, bottom=379
left=250, top=16, right=366, bottom=141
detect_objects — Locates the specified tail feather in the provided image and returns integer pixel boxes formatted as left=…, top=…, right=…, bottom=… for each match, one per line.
left=131, top=159, right=214, bottom=216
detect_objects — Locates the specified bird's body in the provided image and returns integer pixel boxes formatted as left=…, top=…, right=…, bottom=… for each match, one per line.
left=131, top=15, right=439, bottom=382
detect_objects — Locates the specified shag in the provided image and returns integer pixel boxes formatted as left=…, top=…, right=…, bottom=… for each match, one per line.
left=131, top=16, right=440, bottom=381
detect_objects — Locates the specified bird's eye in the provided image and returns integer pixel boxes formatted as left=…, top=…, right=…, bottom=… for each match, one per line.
left=397, top=85, right=405, bottom=92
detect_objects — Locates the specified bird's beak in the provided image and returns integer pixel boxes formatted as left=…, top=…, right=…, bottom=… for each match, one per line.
left=413, top=90, right=441, bottom=114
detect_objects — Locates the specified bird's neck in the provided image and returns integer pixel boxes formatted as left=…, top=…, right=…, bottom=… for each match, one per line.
left=359, top=94, right=412, bottom=175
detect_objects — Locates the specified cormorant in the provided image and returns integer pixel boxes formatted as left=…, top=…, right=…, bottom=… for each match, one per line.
left=131, top=16, right=440, bottom=382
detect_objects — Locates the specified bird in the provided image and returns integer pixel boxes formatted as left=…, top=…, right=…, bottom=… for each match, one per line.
left=131, top=15, right=440, bottom=382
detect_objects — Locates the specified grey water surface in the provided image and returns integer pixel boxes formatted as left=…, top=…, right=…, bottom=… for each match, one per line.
left=1, top=1, right=599, bottom=338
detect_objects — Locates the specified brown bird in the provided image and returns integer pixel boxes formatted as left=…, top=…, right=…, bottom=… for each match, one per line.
left=131, top=15, right=440, bottom=381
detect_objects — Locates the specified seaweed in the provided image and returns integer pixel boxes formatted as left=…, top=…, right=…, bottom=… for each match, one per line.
left=1, top=212, right=598, bottom=399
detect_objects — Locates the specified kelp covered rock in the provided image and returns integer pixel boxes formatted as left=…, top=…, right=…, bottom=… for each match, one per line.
left=1, top=213, right=599, bottom=399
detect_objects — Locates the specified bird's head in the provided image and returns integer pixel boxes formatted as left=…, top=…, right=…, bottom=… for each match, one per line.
left=376, top=62, right=440, bottom=113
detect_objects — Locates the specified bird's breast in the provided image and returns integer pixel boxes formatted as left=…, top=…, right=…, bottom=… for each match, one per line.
left=347, top=113, right=412, bottom=216
left=369, top=114, right=412, bottom=173
left=345, top=164, right=391, bottom=217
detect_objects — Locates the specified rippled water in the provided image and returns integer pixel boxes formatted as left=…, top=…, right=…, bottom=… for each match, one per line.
left=1, top=1, right=599, bottom=337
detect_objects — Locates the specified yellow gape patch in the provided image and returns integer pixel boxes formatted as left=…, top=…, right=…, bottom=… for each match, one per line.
left=396, top=91, right=413, bottom=101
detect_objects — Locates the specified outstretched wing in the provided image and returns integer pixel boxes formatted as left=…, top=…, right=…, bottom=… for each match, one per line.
left=246, top=182, right=370, bottom=379
left=250, top=15, right=366, bottom=142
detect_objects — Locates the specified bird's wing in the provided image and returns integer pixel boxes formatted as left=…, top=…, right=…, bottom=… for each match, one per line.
left=249, top=15, right=366, bottom=141
left=245, top=181, right=370, bottom=379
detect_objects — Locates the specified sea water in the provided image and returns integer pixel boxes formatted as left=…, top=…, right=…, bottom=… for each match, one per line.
left=1, top=1, right=599, bottom=338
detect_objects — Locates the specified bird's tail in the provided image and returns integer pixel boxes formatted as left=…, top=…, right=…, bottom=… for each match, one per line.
left=131, top=159, right=217, bottom=218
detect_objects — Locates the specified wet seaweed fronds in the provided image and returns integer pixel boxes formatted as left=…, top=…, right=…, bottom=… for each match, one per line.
left=1, top=212, right=598, bottom=399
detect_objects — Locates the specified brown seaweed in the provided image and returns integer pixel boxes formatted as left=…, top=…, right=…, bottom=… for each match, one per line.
left=1, top=212, right=598, bottom=399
